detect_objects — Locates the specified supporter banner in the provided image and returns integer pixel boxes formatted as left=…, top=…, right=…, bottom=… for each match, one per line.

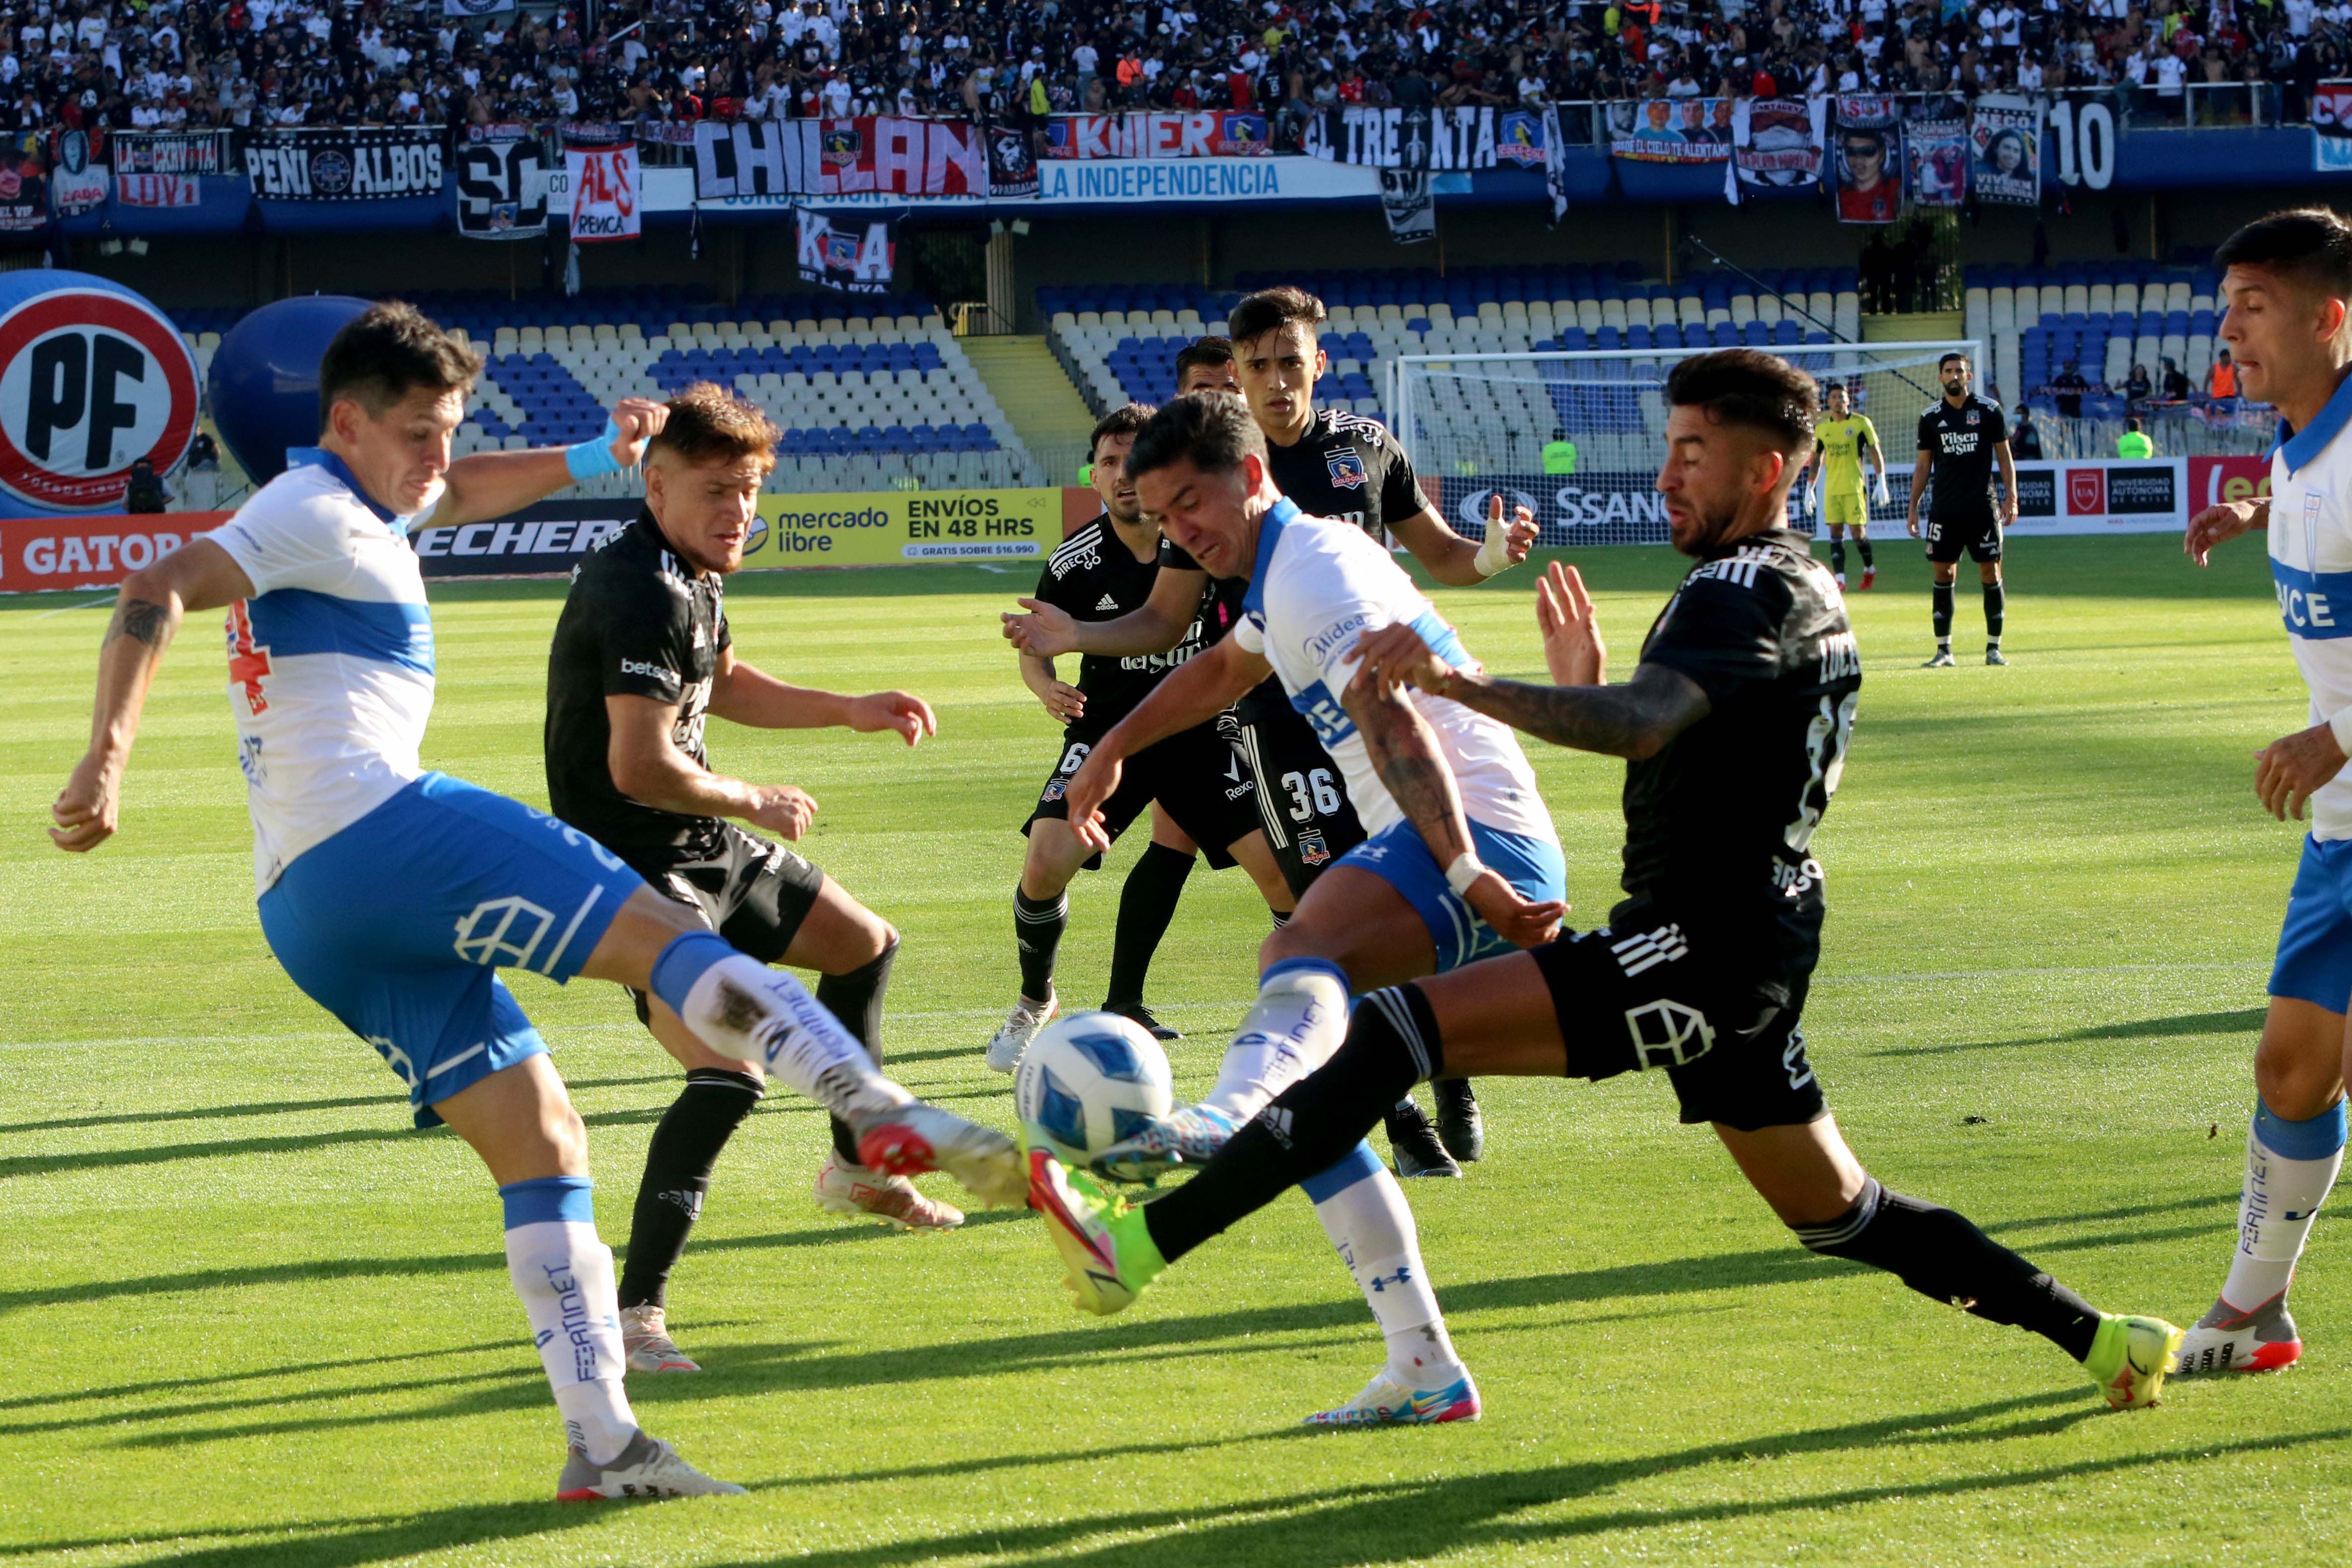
left=442, top=0, right=514, bottom=13
left=752, top=488, right=1059, bottom=565
left=1725, top=98, right=1825, bottom=203
left=1045, top=113, right=1270, bottom=159
left=2047, top=97, right=2117, bottom=189
left=2010, top=457, right=2185, bottom=534
left=115, top=173, right=199, bottom=208
left=0, top=512, right=226, bottom=592
left=1903, top=117, right=1967, bottom=207
left=242, top=127, right=444, bottom=201
left=692, top=117, right=986, bottom=200
left=1542, top=104, right=1570, bottom=224
left=797, top=209, right=895, bottom=293
left=0, top=143, right=48, bottom=233
left=49, top=129, right=106, bottom=216
left=112, top=130, right=231, bottom=176
left=1496, top=110, right=1546, bottom=168
left=2316, top=80, right=2352, bottom=165
left=1605, top=98, right=1731, bottom=163
left=2189, top=453, right=2270, bottom=509
left=455, top=123, right=551, bottom=239
left=1379, top=169, right=1434, bottom=244
left=565, top=126, right=638, bottom=241
left=985, top=118, right=1038, bottom=199
left=1308, top=106, right=1507, bottom=169
left=1970, top=95, right=2041, bottom=205
left=1832, top=97, right=1901, bottom=224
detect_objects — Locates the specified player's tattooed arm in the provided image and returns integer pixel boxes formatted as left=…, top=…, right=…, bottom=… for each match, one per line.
left=1346, top=676, right=1474, bottom=864
left=103, top=597, right=171, bottom=651
left=1444, top=664, right=1709, bottom=760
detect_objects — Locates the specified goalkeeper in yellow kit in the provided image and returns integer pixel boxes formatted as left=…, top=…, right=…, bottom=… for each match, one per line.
left=1804, top=381, right=1888, bottom=590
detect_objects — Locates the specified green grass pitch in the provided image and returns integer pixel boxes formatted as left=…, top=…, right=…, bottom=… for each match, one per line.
left=4, top=533, right=2348, bottom=1566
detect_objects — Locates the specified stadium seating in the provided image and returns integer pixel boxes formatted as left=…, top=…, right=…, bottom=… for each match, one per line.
left=1965, top=263, right=2221, bottom=421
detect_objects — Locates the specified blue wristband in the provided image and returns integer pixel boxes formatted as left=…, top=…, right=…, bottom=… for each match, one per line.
left=565, top=418, right=627, bottom=481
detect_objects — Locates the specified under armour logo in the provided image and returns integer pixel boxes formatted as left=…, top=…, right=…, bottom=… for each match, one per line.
left=1610, top=923, right=1690, bottom=977
left=1366, top=1266, right=1415, bottom=1292
left=453, top=896, right=555, bottom=967
left=1624, top=998, right=1716, bottom=1069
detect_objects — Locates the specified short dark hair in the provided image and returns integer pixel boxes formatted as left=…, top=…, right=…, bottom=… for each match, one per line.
left=2216, top=207, right=2352, bottom=305
left=1938, top=351, right=1969, bottom=370
left=648, top=381, right=781, bottom=470
left=1126, top=392, right=1267, bottom=483
left=1228, top=286, right=1326, bottom=348
left=1664, top=349, right=1817, bottom=454
left=1090, top=401, right=1156, bottom=460
left=2127, top=415, right=2143, bottom=431
left=1174, top=335, right=1234, bottom=385
left=317, top=301, right=482, bottom=428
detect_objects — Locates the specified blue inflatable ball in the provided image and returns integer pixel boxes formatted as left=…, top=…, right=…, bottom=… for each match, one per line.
left=208, top=295, right=371, bottom=485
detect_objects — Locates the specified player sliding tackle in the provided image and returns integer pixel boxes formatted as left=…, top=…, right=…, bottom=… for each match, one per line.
left=1031, top=350, right=2186, bottom=1414
left=1040, top=392, right=1565, bottom=1425
left=46, top=303, right=1022, bottom=1502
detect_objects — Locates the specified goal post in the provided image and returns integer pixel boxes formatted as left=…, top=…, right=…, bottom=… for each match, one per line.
left=1388, top=340, right=1980, bottom=548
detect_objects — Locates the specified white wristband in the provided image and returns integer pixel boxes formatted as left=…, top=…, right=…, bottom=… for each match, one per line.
left=2330, top=706, right=2352, bottom=759
left=1444, top=852, right=1486, bottom=896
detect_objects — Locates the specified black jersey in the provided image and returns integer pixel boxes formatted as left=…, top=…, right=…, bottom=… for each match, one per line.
left=1916, top=393, right=2007, bottom=519
left=1620, top=527, right=1861, bottom=1001
left=544, top=511, right=732, bottom=861
left=1037, top=514, right=1219, bottom=742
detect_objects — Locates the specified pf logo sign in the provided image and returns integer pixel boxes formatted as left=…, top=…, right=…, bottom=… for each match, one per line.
left=0, top=275, right=198, bottom=511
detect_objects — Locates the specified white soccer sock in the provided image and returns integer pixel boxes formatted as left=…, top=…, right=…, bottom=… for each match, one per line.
left=2220, top=1099, right=2347, bottom=1312
left=1304, top=1147, right=1466, bottom=1386
left=1200, top=958, right=1351, bottom=1124
left=653, top=933, right=910, bottom=1121
left=501, top=1179, right=637, bottom=1464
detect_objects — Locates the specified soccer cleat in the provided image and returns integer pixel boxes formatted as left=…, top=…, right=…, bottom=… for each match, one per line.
left=1093, top=1101, right=1240, bottom=1183
left=854, top=1103, right=1026, bottom=1208
left=1860, top=567, right=1877, bottom=591
left=1985, top=645, right=2009, bottom=666
left=812, top=1153, right=964, bottom=1232
left=2084, top=1312, right=2185, bottom=1410
left=1028, top=1148, right=1165, bottom=1315
left=1922, top=649, right=1957, bottom=668
left=1305, top=1368, right=1482, bottom=1427
left=2173, top=1294, right=2302, bottom=1377
left=618, top=1304, right=699, bottom=1375
left=985, top=993, right=1057, bottom=1074
left=1387, top=1099, right=1462, bottom=1179
left=1432, top=1077, right=1484, bottom=1163
left=1108, top=1000, right=1180, bottom=1042
left=556, top=1429, right=746, bottom=1500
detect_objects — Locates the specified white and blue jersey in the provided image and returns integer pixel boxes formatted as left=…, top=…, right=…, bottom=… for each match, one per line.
left=212, top=448, right=645, bottom=1124
left=1232, top=498, right=1563, bottom=970
left=2265, top=371, right=2352, bottom=1010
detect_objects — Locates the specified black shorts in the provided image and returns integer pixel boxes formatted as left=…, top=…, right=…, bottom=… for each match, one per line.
left=1923, top=510, right=2002, bottom=563
left=623, top=825, right=827, bottom=1024
left=1232, top=703, right=1368, bottom=898
left=1025, top=719, right=1261, bottom=872
left=1528, top=916, right=1825, bottom=1132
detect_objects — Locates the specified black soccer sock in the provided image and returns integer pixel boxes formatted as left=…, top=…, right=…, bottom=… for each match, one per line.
left=1105, top=842, right=1193, bottom=1008
left=1270, top=909, right=1291, bottom=929
left=1830, top=537, right=1847, bottom=577
left=1932, top=583, right=1954, bottom=644
left=1983, top=581, right=2006, bottom=643
left=618, top=1067, right=763, bottom=1310
left=1142, top=984, right=1441, bottom=1264
left=1793, top=1179, right=2103, bottom=1360
left=1856, top=535, right=1875, bottom=568
left=1013, top=886, right=1067, bottom=1003
left=816, top=939, right=897, bottom=1164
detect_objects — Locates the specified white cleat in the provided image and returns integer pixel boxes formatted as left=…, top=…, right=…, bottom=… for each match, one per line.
left=1305, top=1367, right=1483, bottom=1427
left=556, top=1429, right=746, bottom=1500
left=985, top=993, right=1057, bottom=1074
left=2173, top=1294, right=2302, bottom=1377
left=812, top=1153, right=964, bottom=1232
left=855, top=1102, right=1027, bottom=1208
left=618, top=1303, right=699, bottom=1375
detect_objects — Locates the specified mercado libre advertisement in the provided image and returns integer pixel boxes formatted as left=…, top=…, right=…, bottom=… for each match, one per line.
left=749, top=488, right=1065, bottom=566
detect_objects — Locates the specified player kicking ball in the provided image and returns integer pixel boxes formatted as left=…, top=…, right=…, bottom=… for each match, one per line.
left=2178, top=207, right=2352, bottom=1377
left=1040, top=392, right=1566, bottom=1425
left=1804, top=380, right=1886, bottom=590
left=48, top=304, right=1022, bottom=1501
left=544, top=383, right=959, bottom=1382
left=1030, top=351, right=2184, bottom=1416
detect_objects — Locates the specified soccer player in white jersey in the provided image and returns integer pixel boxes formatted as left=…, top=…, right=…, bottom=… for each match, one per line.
left=2180, top=208, right=2352, bottom=1375
left=47, top=303, right=1022, bottom=1499
left=1044, top=394, right=1565, bottom=1425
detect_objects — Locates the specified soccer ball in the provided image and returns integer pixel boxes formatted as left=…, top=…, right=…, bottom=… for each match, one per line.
left=1014, top=1011, right=1174, bottom=1166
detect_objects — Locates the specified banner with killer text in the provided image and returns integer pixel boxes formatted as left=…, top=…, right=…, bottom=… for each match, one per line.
left=455, top=123, right=553, bottom=239
left=692, top=117, right=988, bottom=200
left=1969, top=95, right=2041, bottom=205
left=1724, top=98, right=1825, bottom=203
left=1903, top=117, right=1968, bottom=208
left=1045, top=113, right=1270, bottom=159
left=797, top=209, right=896, bottom=293
left=2009, top=458, right=2185, bottom=535
left=241, top=126, right=444, bottom=200
left=0, top=513, right=228, bottom=593
left=1306, top=105, right=1534, bottom=169
left=1831, top=96, right=1902, bottom=224
left=565, top=125, right=638, bottom=241
left=1604, top=98, right=1731, bottom=164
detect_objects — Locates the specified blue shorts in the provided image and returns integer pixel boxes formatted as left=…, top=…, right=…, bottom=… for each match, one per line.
left=1336, top=817, right=1569, bottom=973
left=2272, top=834, right=2352, bottom=1012
left=257, top=772, right=647, bottom=1127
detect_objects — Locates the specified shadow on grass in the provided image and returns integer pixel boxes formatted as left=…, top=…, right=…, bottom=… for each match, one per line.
left=0, top=1074, right=686, bottom=1139
left=1872, top=1007, right=2267, bottom=1058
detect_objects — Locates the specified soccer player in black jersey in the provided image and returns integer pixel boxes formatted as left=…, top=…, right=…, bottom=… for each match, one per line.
left=986, top=402, right=1288, bottom=1072
left=1028, top=349, right=2187, bottom=1417
left=1003, top=297, right=1537, bottom=1175
left=544, top=384, right=956, bottom=1376
left=1906, top=351, right=2019, bottom=667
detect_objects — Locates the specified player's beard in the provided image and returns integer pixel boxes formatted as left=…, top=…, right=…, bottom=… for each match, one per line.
left=1669, top=497, right=1742, bottom=556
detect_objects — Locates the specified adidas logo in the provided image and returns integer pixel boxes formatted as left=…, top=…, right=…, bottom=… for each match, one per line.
left=1610, top=923, right=1690, bottom=977
left=1255, top=1105, right=1295, bottom=1147
left=1096, top=594, right=1120, bottom=611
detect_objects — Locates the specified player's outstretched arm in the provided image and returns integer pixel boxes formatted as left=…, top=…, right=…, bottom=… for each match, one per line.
left=712, top=650, right=936, bottom=745
left=1002, top=564, right=1207, bottom=658
left=1063, top=631, right=1267, bottom=850
left=1535, top=561, right=1606, bottom=686
left=2186, top=497, right=2267, bottom=565
left=1390, top=494, right=1538, bottom=586
left=606, top=691, right=818, bottom=839
left=51, top=538, right=255, bottom=852
left=429, top=397, right=669, bottom=528
left=1353, top=621, right=1706, bottom=760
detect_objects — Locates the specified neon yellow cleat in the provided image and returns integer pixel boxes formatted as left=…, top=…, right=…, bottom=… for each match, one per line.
left=2085, top=1313, right=2185, bottom=1410
left=1027, top=1148, right=1166, bottom=1315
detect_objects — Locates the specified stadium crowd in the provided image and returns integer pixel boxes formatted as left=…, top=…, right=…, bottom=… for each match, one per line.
left=0, top=0, right=2341, bottom=144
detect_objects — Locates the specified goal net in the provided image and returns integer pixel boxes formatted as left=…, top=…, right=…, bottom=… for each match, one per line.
left=1388, top=340, right=1977, bottom=548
